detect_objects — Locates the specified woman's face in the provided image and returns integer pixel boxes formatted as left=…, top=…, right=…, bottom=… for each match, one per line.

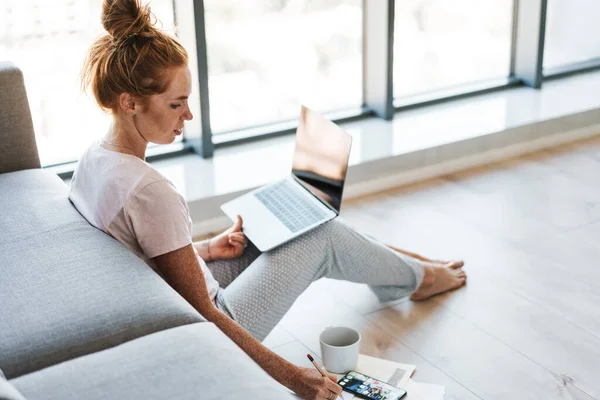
left=134, top=65, right=193, bottom=144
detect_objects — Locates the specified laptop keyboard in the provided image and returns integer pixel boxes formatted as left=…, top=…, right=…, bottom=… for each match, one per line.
left=255, top=180, right=330, bottom=233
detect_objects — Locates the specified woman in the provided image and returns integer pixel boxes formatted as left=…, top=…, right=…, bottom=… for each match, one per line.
left=70, top=1, right=466, bottom=399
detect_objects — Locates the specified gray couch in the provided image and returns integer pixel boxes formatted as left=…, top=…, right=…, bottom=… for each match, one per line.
left=0, top=62, right=294, bottom=399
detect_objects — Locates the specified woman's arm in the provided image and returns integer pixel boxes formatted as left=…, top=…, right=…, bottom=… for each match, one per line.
left=192, top=238, right=213, bottom=261
left=152, top=244, right=341, bottom=400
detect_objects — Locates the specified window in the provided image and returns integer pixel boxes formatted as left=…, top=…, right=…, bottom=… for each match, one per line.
left=393, top=0, right=513, bottom=99
left=204, top=0, right=362, bottom=134
left=0, top=0, right=177, bottom=167
left=543, top=0, right=600, bottom=70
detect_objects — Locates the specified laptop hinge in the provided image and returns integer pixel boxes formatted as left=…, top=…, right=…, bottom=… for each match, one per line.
left=290, top=175, right=339, bottom=215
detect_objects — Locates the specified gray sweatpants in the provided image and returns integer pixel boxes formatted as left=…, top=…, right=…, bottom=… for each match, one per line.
left=207, top=218, right=424, bottom=342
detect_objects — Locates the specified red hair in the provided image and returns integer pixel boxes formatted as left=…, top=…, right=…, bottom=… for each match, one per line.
left=81, top=0, right=188, bottom=112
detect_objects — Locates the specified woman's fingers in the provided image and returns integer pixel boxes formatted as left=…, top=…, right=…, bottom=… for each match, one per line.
left=229, top=233, right=248, bottom=246
left=225, top=238, right=245, bottom=256
left=226, top=216, right=243, bottom=234
left=230, top=231, right=247, bottom=239
left=323, top=374, right=342, bottom=393
left=231, top=215, right=243, bottom=232
left=323, top=378, right=343, bottom=398
left=228, top=239, right=247, bottom=253
left=229, top=234, right=246, bottom=243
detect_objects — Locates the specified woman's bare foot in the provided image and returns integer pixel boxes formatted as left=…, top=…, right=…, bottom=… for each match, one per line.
left=428, top=259, right=465, bottom=268
left=410, top=261, right=467, bottom=301
left=386, top=244, right=464, bottom=267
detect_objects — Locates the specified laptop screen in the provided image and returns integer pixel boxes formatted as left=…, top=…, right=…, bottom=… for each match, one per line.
left=291, top=106, right=353, bottom=213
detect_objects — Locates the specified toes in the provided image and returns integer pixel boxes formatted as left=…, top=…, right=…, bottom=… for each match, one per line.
left=446, top=260, right=464, bottom=269
left=453, top=274, right=467, bottom=288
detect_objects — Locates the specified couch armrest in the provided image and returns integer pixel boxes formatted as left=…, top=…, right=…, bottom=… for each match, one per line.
left=0, top=62, right=40, bottom=174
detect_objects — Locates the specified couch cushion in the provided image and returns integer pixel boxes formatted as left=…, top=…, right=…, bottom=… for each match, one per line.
left=12, top=323, right=295, bottom=400
left=0, top=370, right=26, bottom=400
left=0, top=169, right=205, bottom=378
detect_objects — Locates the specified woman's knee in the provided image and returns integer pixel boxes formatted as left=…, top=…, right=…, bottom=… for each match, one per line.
left=323, top=217, right=352, bottom=235
left=275, top=218, right=351, bottom=256
left=307, top=218, right=348, bottom=245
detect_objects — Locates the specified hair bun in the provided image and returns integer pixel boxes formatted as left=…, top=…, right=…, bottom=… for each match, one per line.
left=101, top=0, right=154, bottom=42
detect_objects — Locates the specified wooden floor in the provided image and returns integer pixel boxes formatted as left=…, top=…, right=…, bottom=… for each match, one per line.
left=262, top=137, right=600, bottom=400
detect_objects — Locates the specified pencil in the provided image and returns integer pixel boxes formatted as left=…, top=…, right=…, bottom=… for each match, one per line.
left=306, top=353, right=344, bottom=400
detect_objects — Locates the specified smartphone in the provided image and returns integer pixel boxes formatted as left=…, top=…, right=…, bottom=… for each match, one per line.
left=337, top=371, right=407, bottom=400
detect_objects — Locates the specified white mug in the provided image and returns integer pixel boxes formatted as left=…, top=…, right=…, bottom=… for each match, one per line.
left=319, top=326, right=361, bottom=374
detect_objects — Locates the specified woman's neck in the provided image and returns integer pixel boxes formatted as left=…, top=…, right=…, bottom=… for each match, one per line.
left=102, top=119, right=147, bottom=160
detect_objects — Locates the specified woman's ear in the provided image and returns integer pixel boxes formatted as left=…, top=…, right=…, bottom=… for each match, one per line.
left=118, top=92, right=137, bottom=116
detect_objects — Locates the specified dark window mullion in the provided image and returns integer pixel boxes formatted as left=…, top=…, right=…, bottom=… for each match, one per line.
left=362, top=0, right=395, bottom=120
left=174, top=0, right=214, bottom=158
left=512, top=0, right=548, bottom=88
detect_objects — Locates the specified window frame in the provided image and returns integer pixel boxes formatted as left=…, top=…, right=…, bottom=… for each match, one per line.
left=48, top=0, right=600, bottom=179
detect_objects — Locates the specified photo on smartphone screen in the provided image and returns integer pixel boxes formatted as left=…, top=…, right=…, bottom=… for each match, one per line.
left=337, top=371, right=407, bottom=400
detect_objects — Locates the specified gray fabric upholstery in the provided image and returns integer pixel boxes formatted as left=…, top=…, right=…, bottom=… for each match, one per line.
left=12, top=323, right=294, bottom=400
left=0, top=62, right=40, bottom=174
left=0, top=169, right=205, bottom=379
left=0, top=370, right=26, bottom=400
left=0, top=62, right=293, bottom=398
left=0, top=169, right=83, bottom=239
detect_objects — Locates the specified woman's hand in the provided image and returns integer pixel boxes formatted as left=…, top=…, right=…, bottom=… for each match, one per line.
left=290, top=367, right=343, bottom=400
left=210, top=215, right=248, bottom=260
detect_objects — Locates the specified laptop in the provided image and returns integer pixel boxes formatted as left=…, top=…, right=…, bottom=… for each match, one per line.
left=220, top=106, right=353, bottom=252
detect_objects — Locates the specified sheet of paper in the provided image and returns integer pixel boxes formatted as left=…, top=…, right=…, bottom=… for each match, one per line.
left=404, top=379, right=445, bottom=400
left=355, top=354, right=416, bottom=389
left=341, top=391, right=355, bottom=400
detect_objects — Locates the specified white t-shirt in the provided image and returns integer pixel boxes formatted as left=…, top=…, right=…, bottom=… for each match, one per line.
left=68, top=141, right=219, bottom=301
